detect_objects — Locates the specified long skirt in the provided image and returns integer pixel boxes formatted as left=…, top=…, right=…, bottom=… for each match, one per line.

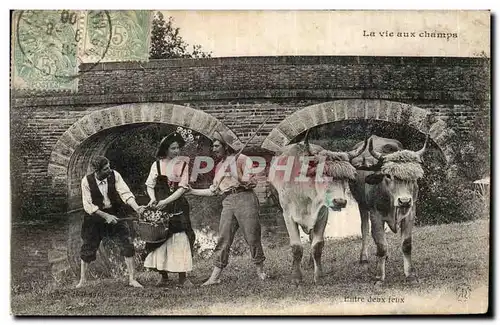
left=144, top=232, right=193, bottom=273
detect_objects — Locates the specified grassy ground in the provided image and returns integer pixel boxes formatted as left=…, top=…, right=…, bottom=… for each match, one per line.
left=11, top=219, right=490, bottom=315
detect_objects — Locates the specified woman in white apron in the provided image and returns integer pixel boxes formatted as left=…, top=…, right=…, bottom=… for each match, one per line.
left=143, top=132, right=195, bottom=287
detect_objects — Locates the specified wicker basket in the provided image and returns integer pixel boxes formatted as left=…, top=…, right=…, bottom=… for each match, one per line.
left=133, top=219, right=169, bottom=243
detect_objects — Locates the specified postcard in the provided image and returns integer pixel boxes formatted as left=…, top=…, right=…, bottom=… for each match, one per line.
left=10, top=10, right=491, bottom=315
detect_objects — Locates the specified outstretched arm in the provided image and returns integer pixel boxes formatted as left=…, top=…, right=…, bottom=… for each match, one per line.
left=114, top=171, right=144, bottom=214
left=156, top=187, right=188, bottom=210
left=190, top=185, right=220, bottom=197
left=145, top=162, right=158, bottom=207
left=81, top=177, right=118, bottom=224
left=146, top=187, right=157, bottom=207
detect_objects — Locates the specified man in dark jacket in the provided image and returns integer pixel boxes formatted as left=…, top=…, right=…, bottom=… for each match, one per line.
left=76, top=156, right=145, bottom=288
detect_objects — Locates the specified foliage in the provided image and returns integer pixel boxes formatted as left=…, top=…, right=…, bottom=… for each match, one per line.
left=416, top=100, right=490, bottom=225
left=191, top=226, right=249, bottom=260
left=448, top=111, right=490, bottom=182
left=106, top=124, right=169, bottom=199
left=451, top=57, right=490, bottom=181
left=193, top=227, right=218, bottom=259
left=150, top=12, right=212, bottom=59
left=303, top=119, right=430, bottom=152
left=416, top=162, right=487, bottom=226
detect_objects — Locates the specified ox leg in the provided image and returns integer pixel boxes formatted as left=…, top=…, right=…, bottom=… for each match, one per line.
left=401, top=217, right=417, bottom=282
left=359, top=209, right=370, bottom=264
left=283, top=213, right=303, bottom=284
left=370, top=214, right=387, bottom=284
left=291, top=244, right=303, bottom=285
left=308, top=233, right=314, bottom=269
left=311, top=207, right=328, bottom=284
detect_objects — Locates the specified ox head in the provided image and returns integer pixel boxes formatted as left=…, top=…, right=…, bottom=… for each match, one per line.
left=302, top=130, right=360, bottom=212
left=311, top=151, right=358, bottom=212
left=349, top=135, right=404, bottom=171
left=364, top=134, right=429, bottom=232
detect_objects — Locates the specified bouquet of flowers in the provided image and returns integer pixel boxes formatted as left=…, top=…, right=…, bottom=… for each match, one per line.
left=176, top=126, right=196, bottom=145
left=140, top=207, right=168, bottom=226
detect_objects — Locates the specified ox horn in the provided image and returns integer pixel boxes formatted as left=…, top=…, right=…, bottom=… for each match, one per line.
left=347, top=135, right=369, bottom=161
left=416, top=133, right=430, bottom=158
left=368, top=137, right=384, bottom=161
left=303, top=128, right=312, bottom=155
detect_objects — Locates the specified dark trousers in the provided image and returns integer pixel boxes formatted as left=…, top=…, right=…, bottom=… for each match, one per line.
left=80, top=210, right=135, bottom=263
left=213, top=191, right=266, bottom=269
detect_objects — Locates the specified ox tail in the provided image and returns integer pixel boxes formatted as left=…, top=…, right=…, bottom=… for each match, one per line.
left=267, top=182, right=282, bottom=211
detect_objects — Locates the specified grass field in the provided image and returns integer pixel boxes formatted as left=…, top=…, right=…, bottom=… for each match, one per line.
left=11, top=219, right=490, bottom=315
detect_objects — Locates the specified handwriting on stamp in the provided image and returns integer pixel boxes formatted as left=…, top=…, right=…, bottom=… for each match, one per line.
left=80, top=10, right=152, bottom=63
left=13, top=10, right=111, bottom=91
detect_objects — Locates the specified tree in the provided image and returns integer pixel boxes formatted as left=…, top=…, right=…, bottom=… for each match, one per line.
left=150, top=12, right=212, bottom=59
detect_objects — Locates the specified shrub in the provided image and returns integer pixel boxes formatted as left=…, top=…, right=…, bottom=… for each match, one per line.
left=416, top=121, right=490, bottom=225
left=417, top=171, right=487, bottom=226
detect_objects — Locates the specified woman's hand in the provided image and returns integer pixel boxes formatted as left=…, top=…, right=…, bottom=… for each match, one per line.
left=147, top=199, right=158, bottom=209
left=209, top=185, right=222, bottom=195
left=155, top=199, right=169, bottom=211
left=135, top=206, right=146, bottom=218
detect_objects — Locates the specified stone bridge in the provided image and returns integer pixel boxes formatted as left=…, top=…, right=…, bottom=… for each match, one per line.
left=11, top=55, right=489, bottom=218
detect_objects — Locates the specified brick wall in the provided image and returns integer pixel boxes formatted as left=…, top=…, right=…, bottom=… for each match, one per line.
left=69, top=56, right=488, bottom=98
left=11, top=56, right=490, bottom=220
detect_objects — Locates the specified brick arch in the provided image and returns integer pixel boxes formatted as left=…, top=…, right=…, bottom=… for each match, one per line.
left=261, top=99, right=455, bottom=163
left=47, top=103, right=243, bottom=210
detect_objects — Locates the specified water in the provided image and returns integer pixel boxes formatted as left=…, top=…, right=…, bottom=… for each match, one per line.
left=11, top=219, right=72, bottom=293
left=299, top=196, right=362, bottom=242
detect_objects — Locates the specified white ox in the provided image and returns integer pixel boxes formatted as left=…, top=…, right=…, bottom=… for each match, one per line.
left=269, top=133, right=366, bottom=284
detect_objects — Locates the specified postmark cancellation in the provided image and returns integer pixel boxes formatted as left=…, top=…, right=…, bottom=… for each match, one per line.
left=11, top=10, right=152, bottom=92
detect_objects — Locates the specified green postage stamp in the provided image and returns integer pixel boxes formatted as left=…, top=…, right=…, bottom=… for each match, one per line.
left=80, top=10, right=152, bottom=63
left=12, top=10, right=85, bottom=91
left=11, top=10, right=152, bottom=92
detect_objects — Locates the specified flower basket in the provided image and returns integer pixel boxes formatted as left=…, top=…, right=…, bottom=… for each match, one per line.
left=133, top=209, right=170, bottom=243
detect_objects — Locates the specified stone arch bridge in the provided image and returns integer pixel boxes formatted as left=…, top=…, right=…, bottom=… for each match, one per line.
left=11, top=56, right=489, bottom=218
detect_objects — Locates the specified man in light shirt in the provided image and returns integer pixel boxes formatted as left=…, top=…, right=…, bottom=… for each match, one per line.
left=190, top=131, right=267, bottom=286
left=77, top=156, right=145, bottom=288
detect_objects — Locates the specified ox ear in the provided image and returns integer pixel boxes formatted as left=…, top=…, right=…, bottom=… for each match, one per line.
left=365, top=173, right=385, bottom=185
